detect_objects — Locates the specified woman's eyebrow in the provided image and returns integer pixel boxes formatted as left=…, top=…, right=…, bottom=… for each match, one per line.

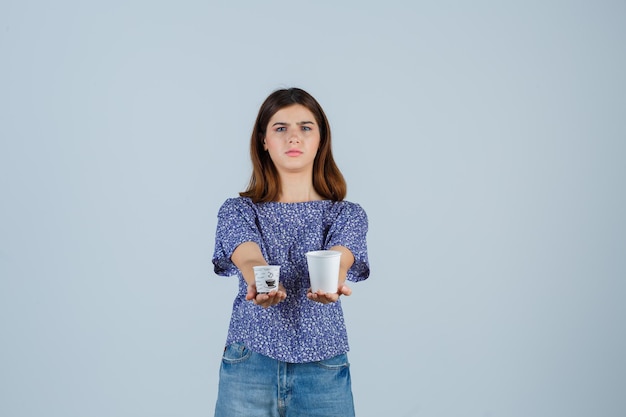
left=271, top=121, right=315, bottom=126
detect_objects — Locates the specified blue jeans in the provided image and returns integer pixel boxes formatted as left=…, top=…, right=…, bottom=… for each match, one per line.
left=214, top=343, right=355, bottom=417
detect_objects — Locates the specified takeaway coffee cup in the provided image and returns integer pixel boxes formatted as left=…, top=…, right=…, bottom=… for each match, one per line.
left=252, top=265, right=281, bottom=293
left=305, top=250, right=342, bottom=293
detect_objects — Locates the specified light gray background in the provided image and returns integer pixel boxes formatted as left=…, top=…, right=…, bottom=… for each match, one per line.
left=1, top=1, right=624, bottom=416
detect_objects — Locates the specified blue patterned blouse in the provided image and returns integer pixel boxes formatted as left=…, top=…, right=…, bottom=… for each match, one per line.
left=212, top=197, right=370, bottom=363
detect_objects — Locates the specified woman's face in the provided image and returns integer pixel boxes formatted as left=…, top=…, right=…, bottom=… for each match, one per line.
left=263, top=104, right=321, bottom=176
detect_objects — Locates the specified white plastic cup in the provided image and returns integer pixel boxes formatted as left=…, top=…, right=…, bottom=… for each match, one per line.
left=305, top=250, right=342, bottom=293
left=252, top=265, right=281, bottom=293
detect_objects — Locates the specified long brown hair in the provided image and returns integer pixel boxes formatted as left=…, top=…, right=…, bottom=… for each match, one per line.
left=240, top=88, right=347, bottom=203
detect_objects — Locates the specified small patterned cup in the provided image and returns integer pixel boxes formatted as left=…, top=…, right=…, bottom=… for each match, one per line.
left=253, top=265, right=281, bottom=293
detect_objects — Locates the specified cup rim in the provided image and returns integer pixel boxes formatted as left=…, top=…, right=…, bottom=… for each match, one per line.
left=305, top=250, right=342, bottom=258
left=252, top=265, right=281, bottom=270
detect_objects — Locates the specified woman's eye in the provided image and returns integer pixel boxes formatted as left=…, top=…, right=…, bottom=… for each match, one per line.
left=301, top=126, right=311, bottom=131
left=276, top=127, right=286, bottom=132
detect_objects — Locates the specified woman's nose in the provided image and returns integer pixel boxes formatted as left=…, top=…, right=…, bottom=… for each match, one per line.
left=288, top=133, right=301, bottom=143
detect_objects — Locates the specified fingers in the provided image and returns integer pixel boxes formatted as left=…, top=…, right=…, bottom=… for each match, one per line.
left=306, top=288, right=346, bottom=304
left=339, top=284, right=352, bottom=296
left=251, top=289, right=286, bottom=309
left=247, top=282, right=286, bottom=308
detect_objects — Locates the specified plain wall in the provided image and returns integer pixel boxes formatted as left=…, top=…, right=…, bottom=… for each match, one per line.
left=1, top=1, right=625, bottom=416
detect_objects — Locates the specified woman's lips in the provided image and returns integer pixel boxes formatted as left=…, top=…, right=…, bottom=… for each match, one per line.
left=285, top=149, right=303, bottom=156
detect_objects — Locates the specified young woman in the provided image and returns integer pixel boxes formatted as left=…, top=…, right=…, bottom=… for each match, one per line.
left=212, top=87, right=370, bottom=417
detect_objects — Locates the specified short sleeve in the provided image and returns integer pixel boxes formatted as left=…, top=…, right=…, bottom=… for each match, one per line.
left=325, top=202, right=370, bottom=282
left=212, top=198, right=263, bottom=276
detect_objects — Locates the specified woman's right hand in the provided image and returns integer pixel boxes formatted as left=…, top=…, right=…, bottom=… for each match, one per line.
left=246, top=283, right=287, bottom=308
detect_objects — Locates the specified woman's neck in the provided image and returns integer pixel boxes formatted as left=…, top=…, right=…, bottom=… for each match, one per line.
left=278, top=173, right=322, bottom=203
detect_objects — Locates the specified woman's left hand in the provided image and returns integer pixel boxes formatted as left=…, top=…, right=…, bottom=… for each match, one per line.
left=307, top=284, right=352, bottom=304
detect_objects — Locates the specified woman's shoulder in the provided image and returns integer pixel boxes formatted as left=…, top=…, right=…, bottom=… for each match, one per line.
left=331, top=199, right=366, bottom=211
left=221, top=195, right=253, bottom=206
left=217, top=196, right=256, bottom=215
left=327, top=199, right=368, bottom=219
